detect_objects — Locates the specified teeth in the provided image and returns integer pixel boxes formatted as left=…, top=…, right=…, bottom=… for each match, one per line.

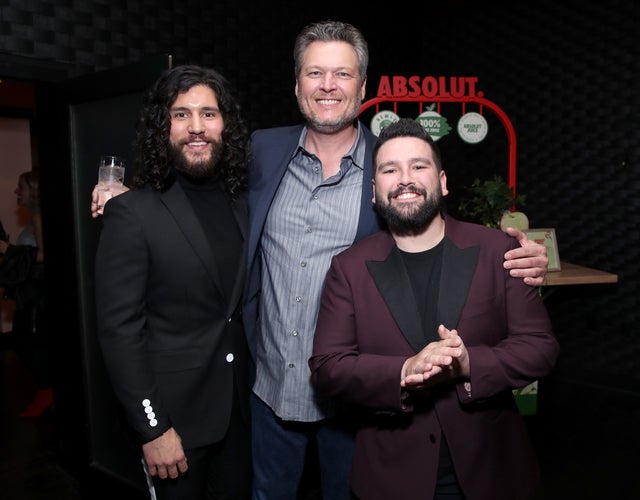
left=188, top=141, right=207, bottom=146
left=396, top=193, right=418, bottom=200
left=318, top=99, right=339, bottom=105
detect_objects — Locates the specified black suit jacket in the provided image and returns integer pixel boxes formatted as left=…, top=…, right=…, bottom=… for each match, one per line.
left=95, top=180, right=250, bottom=448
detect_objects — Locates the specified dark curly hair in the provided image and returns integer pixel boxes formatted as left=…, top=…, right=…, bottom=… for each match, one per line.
left=131, top=65, right=249, bottom=200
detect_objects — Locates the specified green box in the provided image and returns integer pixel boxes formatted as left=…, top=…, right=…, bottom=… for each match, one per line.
left=513, top=381, right=538, bottom=416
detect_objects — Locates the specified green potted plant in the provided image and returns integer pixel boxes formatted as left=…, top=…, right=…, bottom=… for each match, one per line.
left=457, top=175, right=526, bottom=229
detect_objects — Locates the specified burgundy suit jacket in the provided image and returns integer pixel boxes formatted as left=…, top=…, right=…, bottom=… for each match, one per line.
left=310, top=215, right=559, bottom=500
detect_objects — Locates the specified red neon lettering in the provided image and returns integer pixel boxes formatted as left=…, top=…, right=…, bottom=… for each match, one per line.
left=376, top=76, right=393, bottom=97
left=392, top=76, right=408, bottom=97
left=408, top=76, right=421, bottom=97
left=449, top=77, right=465, bottom=98
left=422, top=77, right=438, bottom=98
left=438, top=76, right=450, bottom=97
left=466, top=76, right=478, bottom=97
left=376, top=76, right=481, bottom=98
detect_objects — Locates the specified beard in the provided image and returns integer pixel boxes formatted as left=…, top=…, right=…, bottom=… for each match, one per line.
left=375, top=185, right=445, bottom=233
left=168, top=137, right=224, bottom=179
left=297, top=95, right=362, bottom=134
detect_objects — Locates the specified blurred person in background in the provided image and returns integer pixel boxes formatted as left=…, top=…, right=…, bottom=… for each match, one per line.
left=0, top=170, right=51, bottom=418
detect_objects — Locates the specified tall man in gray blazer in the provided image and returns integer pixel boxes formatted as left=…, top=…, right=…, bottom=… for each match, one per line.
left=95, top=65, right=252, bottom=500
left=310, top=119, right=559, bottom=500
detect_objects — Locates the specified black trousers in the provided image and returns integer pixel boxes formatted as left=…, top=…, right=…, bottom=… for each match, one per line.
left=150, top=390, right=251, bottom=500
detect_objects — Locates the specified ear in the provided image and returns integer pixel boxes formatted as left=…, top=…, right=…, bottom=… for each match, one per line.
left=371, top=178, right=376, bottom=204
left=440, top=170, right=449, bottom=196
left=360, top=77, right=367, bottom=101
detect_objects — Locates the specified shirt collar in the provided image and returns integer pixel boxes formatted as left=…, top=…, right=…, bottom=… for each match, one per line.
left=296, top=121, right=366, bottom=171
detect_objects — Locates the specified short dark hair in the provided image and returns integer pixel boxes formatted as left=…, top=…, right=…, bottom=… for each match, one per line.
left=372, top=118, right=442, bottom=173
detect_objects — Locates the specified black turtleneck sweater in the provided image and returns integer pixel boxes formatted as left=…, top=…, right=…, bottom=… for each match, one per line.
left=174, top=172, right=242, bottom=301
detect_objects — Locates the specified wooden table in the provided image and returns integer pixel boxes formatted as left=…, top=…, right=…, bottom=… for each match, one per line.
left=541, top=261, right=618, bottom=287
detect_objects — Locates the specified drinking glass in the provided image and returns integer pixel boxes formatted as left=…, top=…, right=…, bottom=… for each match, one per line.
left=97, top=155, right=125, bottom=215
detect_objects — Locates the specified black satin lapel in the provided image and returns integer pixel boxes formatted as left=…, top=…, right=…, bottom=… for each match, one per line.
left=438, top=238, right=479, bottom=329
left=160, top=184, right=223, bottom=291
left=227, top=195, right=248, bottom=315
left=366, top=247, right=426, bottom=353
left=232, top=194, right=248, bottom=240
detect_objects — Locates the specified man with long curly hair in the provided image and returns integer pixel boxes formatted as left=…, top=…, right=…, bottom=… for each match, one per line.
left=95, top=65, right=252, bottom=500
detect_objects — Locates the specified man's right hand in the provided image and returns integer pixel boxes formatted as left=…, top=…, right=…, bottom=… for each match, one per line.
left=142, top=427, right=189, bottom=479
left=400, top=325, right=468, bottom=388
left=91, top=183, right=129, bottom=218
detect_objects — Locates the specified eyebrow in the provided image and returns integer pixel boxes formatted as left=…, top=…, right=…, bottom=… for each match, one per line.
left=305, top=64, right=355, bottom=73
left=377, top=157, right=432, bottom=169
left=169, top=105, right=220, bottom=112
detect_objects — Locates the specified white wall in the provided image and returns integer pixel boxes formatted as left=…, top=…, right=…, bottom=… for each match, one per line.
left=0, top=117, right=33, bottom=333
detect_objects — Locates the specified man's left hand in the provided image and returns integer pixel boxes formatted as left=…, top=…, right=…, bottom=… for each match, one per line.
left=503, top=227, right=548, bottom=286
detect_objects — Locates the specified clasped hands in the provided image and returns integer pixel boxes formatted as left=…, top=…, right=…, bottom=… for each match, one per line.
left=400, top=324, right=470, bottom=389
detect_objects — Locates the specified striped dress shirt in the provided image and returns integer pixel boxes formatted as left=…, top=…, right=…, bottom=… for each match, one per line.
left=253, top=125, right=367, bottom=422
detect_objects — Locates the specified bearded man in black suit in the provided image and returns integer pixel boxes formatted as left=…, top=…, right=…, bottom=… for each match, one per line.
left=95, top=65, right=252, bottom=500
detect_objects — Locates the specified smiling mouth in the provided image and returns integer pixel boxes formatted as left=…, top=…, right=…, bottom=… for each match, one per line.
left=394, top=192, right=421, bottom=200
left=183, top=139, right=210, bottom=151
left=316, top=99, right=340, bottom=105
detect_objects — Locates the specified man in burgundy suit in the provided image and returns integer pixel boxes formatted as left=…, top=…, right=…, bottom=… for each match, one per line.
left=309, top=118, right=559, bottom=500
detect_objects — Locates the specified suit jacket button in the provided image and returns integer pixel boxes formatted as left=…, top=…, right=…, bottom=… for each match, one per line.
left=226, top=353, right=234, bottom=362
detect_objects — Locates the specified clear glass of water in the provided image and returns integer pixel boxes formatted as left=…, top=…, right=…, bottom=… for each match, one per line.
left=97, top=155, right=125, bottom=215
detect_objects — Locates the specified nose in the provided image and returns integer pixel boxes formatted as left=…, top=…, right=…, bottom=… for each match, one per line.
left=319, top=73, right=338, bottom=91
left=398, top=168, right=415, bottom=185
left=188, top=115, right=204, bottom=134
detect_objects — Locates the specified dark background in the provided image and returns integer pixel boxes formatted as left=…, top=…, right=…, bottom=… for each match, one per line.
left=1, top=0, right=638, bottom=498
